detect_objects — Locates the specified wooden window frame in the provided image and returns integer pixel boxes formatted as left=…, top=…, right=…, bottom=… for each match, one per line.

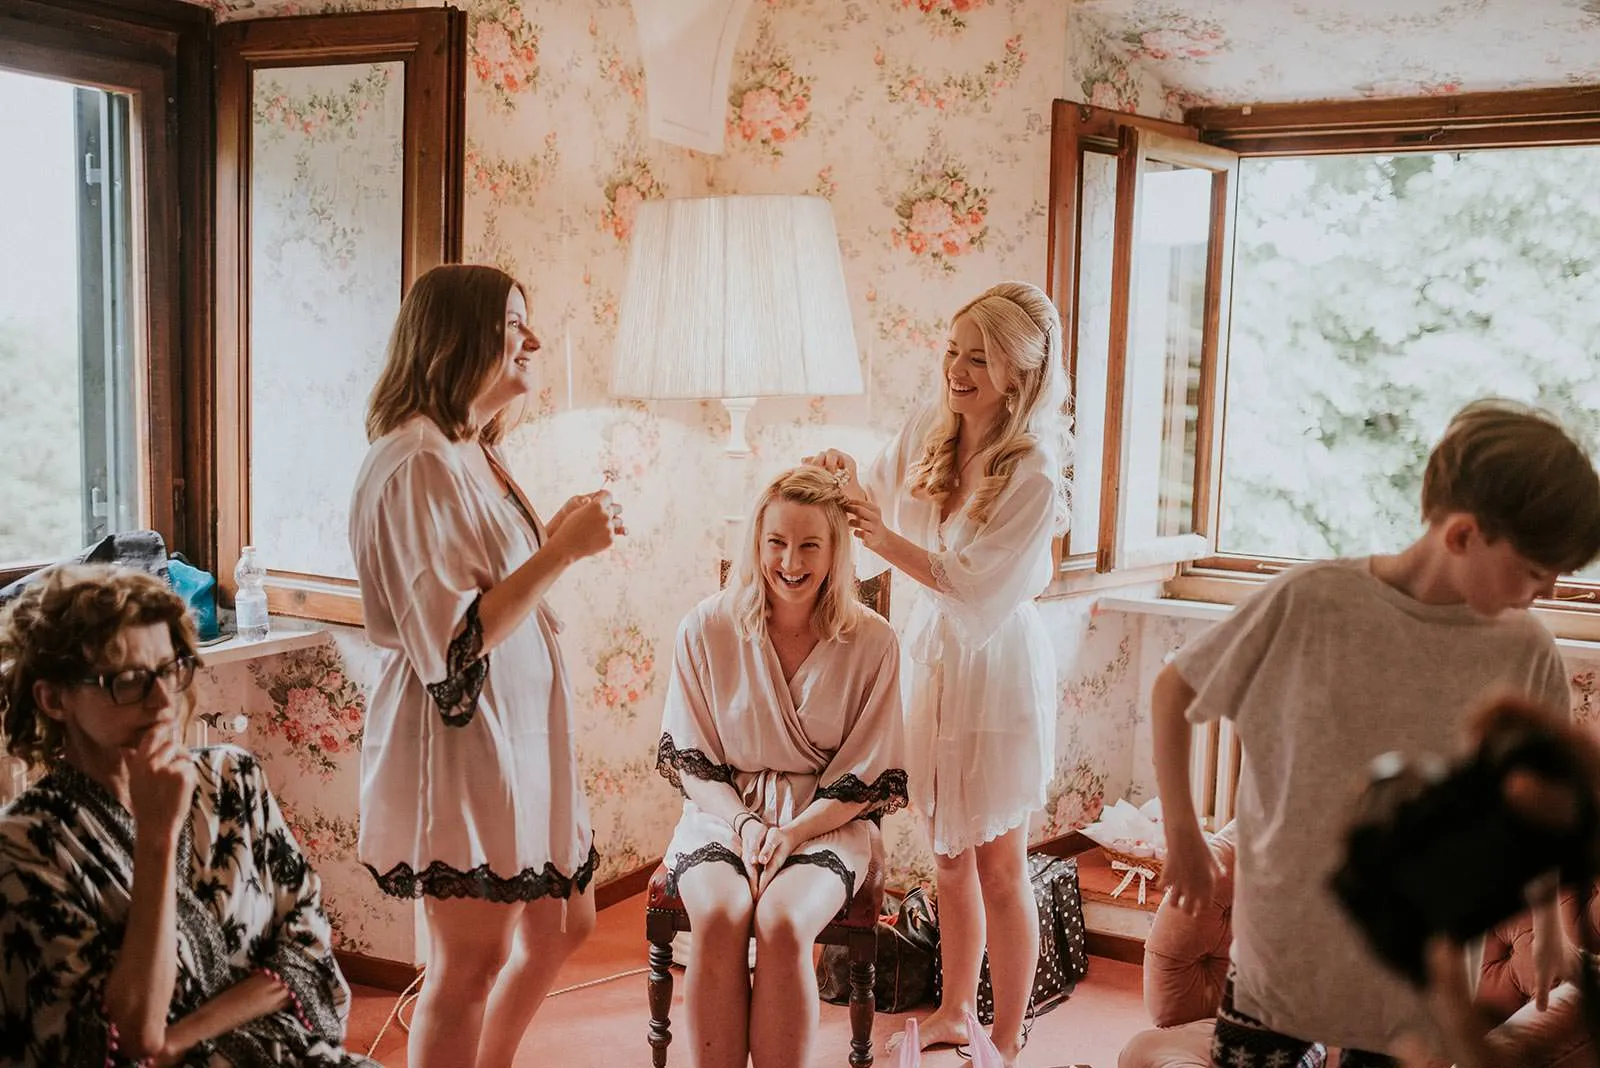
left=0, top=0, right=213, bottom=588
left=1163, top=87, right=1600, bottom=618
left=214, top=9, right=465, bottom=625
left=1044, top=101, right=1239, bottom=594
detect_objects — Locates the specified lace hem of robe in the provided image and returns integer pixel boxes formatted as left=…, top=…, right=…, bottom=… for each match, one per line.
left=663, top=842, right=745, bottom=898
left=780, top=850, right=855, bottom=917
left=655, top=733, right=736, bottom=792
left=364, top=845, right=598, bottom=903
left=815, top=768, right=911, bottom=818
left=929, top=550, right=956, bottom=594
left=425, top=596, right=487, bottom=726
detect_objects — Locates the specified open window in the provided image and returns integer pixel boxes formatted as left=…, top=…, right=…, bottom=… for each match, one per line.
left=1051, top=89, right=1600, bottom=627
left=0, top=0, right=211, bottom=586
left=1046, top=102, right=1237, bottom=579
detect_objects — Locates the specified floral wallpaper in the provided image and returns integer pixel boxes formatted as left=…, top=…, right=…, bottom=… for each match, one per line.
left=1070, top=0, right=1600, bottom=111
left=177, top=0, right=1599, bottom=966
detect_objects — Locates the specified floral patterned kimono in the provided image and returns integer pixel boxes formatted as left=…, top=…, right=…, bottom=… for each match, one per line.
left=0, top=745, right=371, bottom=1068
left=657, top=593, right=909, bottom=905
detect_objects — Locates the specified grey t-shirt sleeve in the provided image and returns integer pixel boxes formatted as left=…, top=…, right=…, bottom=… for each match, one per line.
left=1169, top=571, right=1297, bottom=726
left=1536, top=639, right=1572, bottom=719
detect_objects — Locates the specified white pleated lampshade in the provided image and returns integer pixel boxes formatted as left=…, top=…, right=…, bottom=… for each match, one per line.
left=609, top=195, right=864, bottom=401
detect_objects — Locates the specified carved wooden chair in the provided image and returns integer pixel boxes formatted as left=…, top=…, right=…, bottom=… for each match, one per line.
left=645, top=571, right=891, bottom=1068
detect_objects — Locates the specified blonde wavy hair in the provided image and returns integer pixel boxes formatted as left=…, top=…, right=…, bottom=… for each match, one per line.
left=366, top=264, right=527, bottom=446
left=906, top=281, right=1072, bottom=529
left=730, top=466, right=864, bottom=644
left=1, top=565, right=200, bottom=770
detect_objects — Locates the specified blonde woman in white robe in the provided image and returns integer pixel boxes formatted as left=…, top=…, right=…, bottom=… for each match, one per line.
left=657, top=466, right=909, bottom=1068
left=810, top=281, right=1071, bottom=1068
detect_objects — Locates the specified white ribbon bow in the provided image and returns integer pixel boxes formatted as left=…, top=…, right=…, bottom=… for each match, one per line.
left=1109, top=859, right=1158, bottom=905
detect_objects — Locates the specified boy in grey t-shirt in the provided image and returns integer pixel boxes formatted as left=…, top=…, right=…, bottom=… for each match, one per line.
left=1154, top=400, right=1600, bottom=1065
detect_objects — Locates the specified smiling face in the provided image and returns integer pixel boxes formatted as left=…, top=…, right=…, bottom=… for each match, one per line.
left=34, top=622, right=189, bottom=763
left=475, top=285, right=542, bottom=416
left=944, top=314, right=1011, bottom=425
left=759, top=499, right=834, bottom=612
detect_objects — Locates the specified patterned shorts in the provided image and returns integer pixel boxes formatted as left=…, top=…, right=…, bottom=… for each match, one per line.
left=1210, top=973, right=1396, bottom=1068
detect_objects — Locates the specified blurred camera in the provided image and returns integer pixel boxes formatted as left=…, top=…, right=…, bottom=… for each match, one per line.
left=1331, top=703, right=1599, bottom=987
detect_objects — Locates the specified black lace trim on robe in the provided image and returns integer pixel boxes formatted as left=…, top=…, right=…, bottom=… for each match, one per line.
left=365, top=844, right=598, bottom=903
left=663, top=842, right=745, bottom=898
left=814, top=768, right=911, bottom=819
left=780, top=850, right=856, bottom=917
left=425, top=596, right=487, bottom=727
left=656, top=733, right=736, bottom=793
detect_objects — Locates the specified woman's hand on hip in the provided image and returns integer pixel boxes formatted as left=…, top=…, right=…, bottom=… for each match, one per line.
left=126, top=731, right=197, bottom=842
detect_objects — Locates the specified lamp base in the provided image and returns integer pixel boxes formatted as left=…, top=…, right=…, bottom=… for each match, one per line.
left=720, top=397, right=756, bottom=457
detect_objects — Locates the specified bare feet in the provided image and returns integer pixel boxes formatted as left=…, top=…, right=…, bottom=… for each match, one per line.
left=992, top=1026, right=1025, bottom=1068
left=884, top=1007, right=971, bottom=1052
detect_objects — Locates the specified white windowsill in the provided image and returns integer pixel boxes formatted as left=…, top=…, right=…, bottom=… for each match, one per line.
left=198, top=618, right=328, bottom=666
left=1095, top=594, right=1600, bottom=658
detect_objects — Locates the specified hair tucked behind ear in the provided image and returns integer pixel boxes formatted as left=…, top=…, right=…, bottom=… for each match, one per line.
left=730, top=466, right=863, bottom=644
left=906, top=281, right=1072, bottom=530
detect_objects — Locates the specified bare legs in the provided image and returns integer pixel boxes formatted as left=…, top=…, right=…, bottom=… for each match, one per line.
left=477, top=891, right=596, bottom=1067
left=408, top=891, right=594, bottom=1068
left=679, top=859, right=848, bottom=1068
left=975, top=825, right=1036, bottom=1066
left=749, top=866, right=847, bottom=1067
left=907, top=848, right=982, bottom=1049
left=898, top=823, right=1037, bottom=1068
left=680, top=863, right=756, bottom=1068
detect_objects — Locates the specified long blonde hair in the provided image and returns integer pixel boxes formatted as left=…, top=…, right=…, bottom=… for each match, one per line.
left=730, top=466, right=863, bottom=644
left=366, top=264, right=526, bottom=445
left=906, top=281, right=1071, bottom=529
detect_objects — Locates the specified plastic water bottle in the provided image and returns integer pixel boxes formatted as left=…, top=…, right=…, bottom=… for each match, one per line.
left=233, top=546, right=270, bottom=643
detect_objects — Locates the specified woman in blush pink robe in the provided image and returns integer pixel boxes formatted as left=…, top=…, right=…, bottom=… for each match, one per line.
left=657, top=466, right=908, bottom=1068
left=349, top=264, right=623, bottom=1068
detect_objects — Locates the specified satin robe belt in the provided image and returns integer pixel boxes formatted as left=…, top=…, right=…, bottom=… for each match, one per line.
left=735, top=769, right=820, bottom=825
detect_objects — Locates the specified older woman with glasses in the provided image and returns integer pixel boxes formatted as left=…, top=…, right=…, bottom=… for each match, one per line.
left=0, top=564, right=373, bottom=1068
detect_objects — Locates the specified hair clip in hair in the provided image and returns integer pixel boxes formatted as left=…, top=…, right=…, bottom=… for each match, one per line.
left=830, top=468, right=852, bottom=491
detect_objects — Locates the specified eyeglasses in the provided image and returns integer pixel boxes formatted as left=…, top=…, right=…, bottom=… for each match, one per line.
left=75, top=656, right=197, bottom=706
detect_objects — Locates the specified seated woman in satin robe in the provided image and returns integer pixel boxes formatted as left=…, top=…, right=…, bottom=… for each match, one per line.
left=655, top=465, right=909, bottom=1068
left=0, top=564, right=371, bottom=1068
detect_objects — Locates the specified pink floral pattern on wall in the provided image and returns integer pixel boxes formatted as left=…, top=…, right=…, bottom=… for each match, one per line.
left=1117, top=10, right=1229, bottom=61
left=599, top=158, right=664, bottom=243
left=876, top=35, right=1025, bottom=112
left=898, top=0, right=994, bottom=36
left=469, top=0, right=541, bottom=110
left=1072, top=0, right=1600, bottom=110
left=726, top=22, right=813, bottom=160
left=590, top=623, right=657, bottom=719
left=246, top=646, right=365, bottom=779
left=891, top=147, right=992, bottom=273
